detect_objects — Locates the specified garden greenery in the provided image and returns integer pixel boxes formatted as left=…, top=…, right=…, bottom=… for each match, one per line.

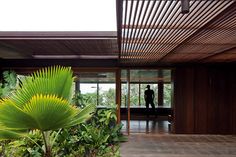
left=0, top=67, right=126, bottom=157
left=0, top=66, right=95, bottom=157
left=0, top=106, right=126, bottom=157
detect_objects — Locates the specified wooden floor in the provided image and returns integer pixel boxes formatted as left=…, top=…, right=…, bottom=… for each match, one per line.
left=121, top=134, right=236, bottom=157
left=121, top=117, right=170, bottom=134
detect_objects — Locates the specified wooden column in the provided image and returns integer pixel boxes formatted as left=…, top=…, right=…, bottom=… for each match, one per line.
left=116, top=69, right=121, bottom=123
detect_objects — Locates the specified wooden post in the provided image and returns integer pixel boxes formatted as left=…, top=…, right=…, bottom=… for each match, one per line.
left=116, top=69, right=121, bottom=123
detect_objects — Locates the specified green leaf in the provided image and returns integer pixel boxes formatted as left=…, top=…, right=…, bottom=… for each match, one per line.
left=0, top=129, right=26, bottom=140
left=68, top=104, right=96, bottom=127
left=23, top=94, right=77, bottom=131
left=11, top=66, right=74, bottom=108
left=0, top=99, right=36, bottom=130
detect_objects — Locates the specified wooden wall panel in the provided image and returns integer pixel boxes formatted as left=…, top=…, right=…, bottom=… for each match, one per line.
left=174, top=67, right=194, bottom=133
left=174, top=65, right=236, bottom=134
left=194, top=67, right=209, bottom=133
left=229, top=71, right=236, bottom=134
left=218, top=70, right=231, bottom=134
left=207, top=70, right=219, bottom=134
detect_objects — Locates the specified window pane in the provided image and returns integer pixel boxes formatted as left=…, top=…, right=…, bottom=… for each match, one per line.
left=121, top=69, right=128, bottom=108
left=130, top=84, right=139, bottom=107
left=164, top=84, right=171, bottom=107
left=80, top=83, right=97, bottom=106
left=99, top=83, right=115, bottom=107
left=121, top=83, right=127, bottom=107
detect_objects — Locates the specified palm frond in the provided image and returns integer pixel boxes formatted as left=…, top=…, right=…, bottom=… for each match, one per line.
left=23, top=94, right=77, bottom=131
left=0, top=66, right=95, bottom=143
left=0, top=129, right=26, bottom=140
left=11, top=66, right=74, bottom=108
left=68, top=104, right=96, bottom=127
left=0, top=99, right=36, bottom=130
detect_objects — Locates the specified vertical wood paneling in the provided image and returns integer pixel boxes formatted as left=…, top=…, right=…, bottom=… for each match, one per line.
left=174, top=67, right=194, bottom=133
left=174, top=65, right=236, bottom=134
left=218, top=69, right=231, bottom=134
left=207, top=69, right=219, bottom=133
left=194, top=67, right=208, bottom=133
left=229, top=71, right=236, bottom=134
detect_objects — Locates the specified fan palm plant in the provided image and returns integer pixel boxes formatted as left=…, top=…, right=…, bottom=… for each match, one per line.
left=0, top=66, right=95, bottom=157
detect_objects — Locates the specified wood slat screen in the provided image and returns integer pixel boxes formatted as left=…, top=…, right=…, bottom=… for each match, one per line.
left=120, top=0, right=235, bottom=65
left=162, top=1, right=236, bottom=63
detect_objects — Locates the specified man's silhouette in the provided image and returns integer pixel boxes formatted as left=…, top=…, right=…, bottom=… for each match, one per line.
left=144, top=85, right=155, bottom=115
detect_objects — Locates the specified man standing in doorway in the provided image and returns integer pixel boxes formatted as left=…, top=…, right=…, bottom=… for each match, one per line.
left=144, top=85, right=156, bottom=116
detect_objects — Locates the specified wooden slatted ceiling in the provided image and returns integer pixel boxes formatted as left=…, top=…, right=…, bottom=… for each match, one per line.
left=203, top=47, right=236, bottom=62
left=161, top=1, right=236, bottom=63
left=120, top=0, right=236, bottom=65
left=0, top=39, right=118, bottom=58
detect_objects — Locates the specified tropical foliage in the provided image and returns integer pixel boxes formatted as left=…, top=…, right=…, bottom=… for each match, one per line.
left=54, top=106, right=126, bottom=157
left=0, top=70, right=17, bottom=98
left=0, top=106, right=126, bottom=157
left=0, top=66, right=95, bottom=157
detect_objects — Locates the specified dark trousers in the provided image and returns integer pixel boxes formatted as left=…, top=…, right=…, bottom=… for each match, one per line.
left=145, top=100, right=155, bottom=115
